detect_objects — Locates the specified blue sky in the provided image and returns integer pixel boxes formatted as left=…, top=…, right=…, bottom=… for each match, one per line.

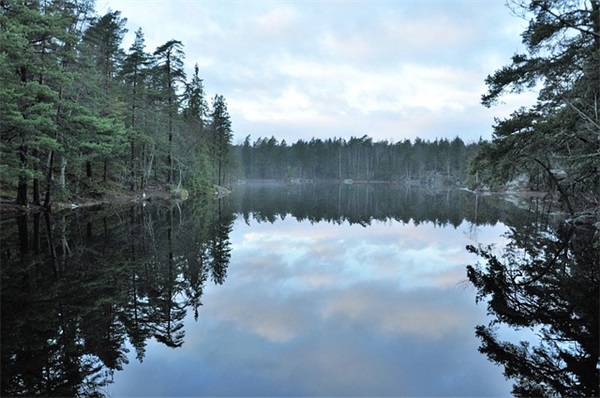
left=98, top=1, right=536, bottom=144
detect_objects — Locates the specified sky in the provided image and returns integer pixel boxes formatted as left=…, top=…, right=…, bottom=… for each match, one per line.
left=107, top=216, right=514, bottom=396
left=97, top=0, right=536, bottom=145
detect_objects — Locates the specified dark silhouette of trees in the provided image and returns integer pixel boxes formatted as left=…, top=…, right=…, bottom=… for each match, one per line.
left=467, top=1, right=599, bottom=395
left=1, top=197, right=235, bottom=396
left=467, top=221, right=598, bottom=397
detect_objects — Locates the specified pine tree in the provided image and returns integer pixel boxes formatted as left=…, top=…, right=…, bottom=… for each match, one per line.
left=209, top=94, right=233, bottom=186
left=80, top=10, right=128, bottom=184
left=121, top=28, right=152, bottom=190
left=179, top=63, right=212, bottom=192
left=474, top=0, right=600, bottom=212
left=0, top=1, right=92, bottom=207
left=153, top=40, right=185, bottom=184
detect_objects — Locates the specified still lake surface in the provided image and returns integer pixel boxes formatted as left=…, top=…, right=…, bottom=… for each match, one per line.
left=2, top=183, right=532, bottom=396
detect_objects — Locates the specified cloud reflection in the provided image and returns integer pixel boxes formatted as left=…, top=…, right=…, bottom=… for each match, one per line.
left=109, top=216, right=511, bottom=397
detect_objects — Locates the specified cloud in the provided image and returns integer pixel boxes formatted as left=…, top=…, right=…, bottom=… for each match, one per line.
left=100, top=0, right=534, bottom=144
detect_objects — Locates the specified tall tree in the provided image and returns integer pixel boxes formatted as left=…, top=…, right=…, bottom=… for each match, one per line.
left=209, top=94, right=233, bottom=186
left=82, top=10, right=127, bottom=92
left=178, top=63, right=212, bottom=192
left=121, top=28, right=151, bottom=190
left=182, top=63, right=208, bottom=126
left=153, top=39, right=185, bottom=184
left=0, top=0, right=94, bottom=207
left=80, top=9, right=128, bottom=183
left=473, top=0, right=600, bottom=211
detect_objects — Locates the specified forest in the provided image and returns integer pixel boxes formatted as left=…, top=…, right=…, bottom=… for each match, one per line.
left=1, top=1, right=235, bottom=210
left=235, top=135, right=480, bottom=185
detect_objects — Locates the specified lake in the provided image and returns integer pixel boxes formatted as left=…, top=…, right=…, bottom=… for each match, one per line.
left=1, top=183, right=531, bottom=397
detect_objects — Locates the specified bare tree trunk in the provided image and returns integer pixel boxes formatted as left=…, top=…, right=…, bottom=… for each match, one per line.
left=60, top=156, right=67, bottom=188
left=130, top=140, right=136, bottom=191
left=43, top=150, right=55, bottom=209
left=32, top=149, right=40, bottom=206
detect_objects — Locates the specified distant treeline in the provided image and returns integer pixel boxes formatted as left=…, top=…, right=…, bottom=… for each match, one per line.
left=235, top=135, right=480, bottom=185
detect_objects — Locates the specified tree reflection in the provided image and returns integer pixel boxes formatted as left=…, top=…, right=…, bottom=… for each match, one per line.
left=0, top=197, right=234, bottom=396
left=467, top=216, right=599, bottom=396
left=232, top=182, right=521, bottom=227
left=208, top=200, right=234, bottom=285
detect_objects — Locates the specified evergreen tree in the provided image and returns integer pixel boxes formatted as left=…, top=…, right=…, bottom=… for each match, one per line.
left=153, top=39, right=185, bottom=184
left=473, top=0, right=599, bottom=211
left=182, top=63, right=208, bottom=126
left=121, top=28, right=152, bottom=190
left=209, top=94, right=233, bottom=186
left=179, top=63, right=212, bottom=192
left=0, top=0, right=94, bottom=207
left=79, top=9, right=128, bottom=184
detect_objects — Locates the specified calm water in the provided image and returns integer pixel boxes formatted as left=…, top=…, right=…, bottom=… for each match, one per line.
left=2, top=183, right=532, bottom=397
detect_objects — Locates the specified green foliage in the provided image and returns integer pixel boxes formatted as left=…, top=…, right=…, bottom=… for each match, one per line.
left=1, top=2, right=236, bottom=204
left=473, top=0, right=600, bottom=208
left=209, top=94, right=234, bottom=186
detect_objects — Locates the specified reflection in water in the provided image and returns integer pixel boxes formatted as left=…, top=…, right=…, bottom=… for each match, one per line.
left=1, top=199, right=234, bottom=396
left=467, top=214, right=599, bottom=396
left=231, top=182, right=525, bottom=227
left=1, top=184, right=541, bottom=396
left=109, top=212, right=512, bottom=396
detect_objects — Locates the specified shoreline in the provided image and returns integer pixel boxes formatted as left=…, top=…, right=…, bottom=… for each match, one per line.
left=0, top=187, right=175, bottom=219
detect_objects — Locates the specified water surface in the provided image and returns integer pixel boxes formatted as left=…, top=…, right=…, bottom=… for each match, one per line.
left=2, top=184, right=529, bottom=396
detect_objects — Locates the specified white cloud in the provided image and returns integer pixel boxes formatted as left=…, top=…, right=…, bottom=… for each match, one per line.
left=253, top=7, right=302, bottom=40
left=100, top=0, right=534, bottom=143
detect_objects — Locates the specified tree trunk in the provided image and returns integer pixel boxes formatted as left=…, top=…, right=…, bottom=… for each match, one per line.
left=140, top=143, right=146, bottom=189
left=16, top=145, right=28, bottom=206
left=43, top=150, right=55, bottom=209
left=103, top=159, right=108, bottom=182
left=60, top=156, right=67, bottom=188
left=32, top=148, right=40, bottom=206
left=130, top=140, right=136, bottom=191
left=33, top=177, right=40, bottom=206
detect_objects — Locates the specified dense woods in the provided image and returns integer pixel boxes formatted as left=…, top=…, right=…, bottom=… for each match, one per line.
left=236, top=135, right=479, bottom=185
left=1, top=1, right=235, bottom=209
